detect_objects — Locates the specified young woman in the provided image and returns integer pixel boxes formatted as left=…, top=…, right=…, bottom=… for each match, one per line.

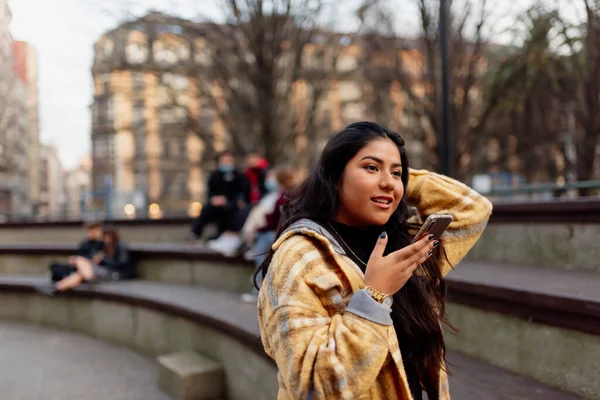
left=256, top=122, right=492, bottom=399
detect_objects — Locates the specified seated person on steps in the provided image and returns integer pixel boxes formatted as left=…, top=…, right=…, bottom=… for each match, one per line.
left=47, top=220, right=105, bottom=283
left=37, top=225, right=134, bottom=295
left=187, top=150, right=250, bottom=243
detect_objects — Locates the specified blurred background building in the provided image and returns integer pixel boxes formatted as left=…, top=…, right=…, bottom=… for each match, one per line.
left=88, top=12, right=437, bottom=218
left=13, top=40, right=41, bottom=216
left=39, top=145, right=66, bottom=219
left=90, top=12, right=213, bottom=216
left=2, top=0, right=599, bottom=220
left=0, top=0, right=31, bottom=219
left=64, top=155, right=92, bottom=219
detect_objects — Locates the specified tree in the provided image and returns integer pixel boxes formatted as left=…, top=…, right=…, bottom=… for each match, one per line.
left=556, top=0, right=600, bottom=193
left=358, top=0, right=522, bottom=181
left=85, top=0, right=340, bottom=169
left=193, top=0, right=340, bottom=166
left=481, top=7, right=569, bottom=184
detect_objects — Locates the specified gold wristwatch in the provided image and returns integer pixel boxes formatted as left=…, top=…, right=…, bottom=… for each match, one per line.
left=364, top=286, right=394, bottom=307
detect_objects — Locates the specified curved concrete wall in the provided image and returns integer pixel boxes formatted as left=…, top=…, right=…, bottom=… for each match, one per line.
left=0, top=292, right=278, bottom=400
left=0, top=253, right=255, bottom=292
left=446, top=303, right=600, bottom=399
left=467, top=223, right=600, bottom=273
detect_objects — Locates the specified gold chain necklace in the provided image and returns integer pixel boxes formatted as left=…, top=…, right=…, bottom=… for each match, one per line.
left=327, top=221, right=368, bottom=267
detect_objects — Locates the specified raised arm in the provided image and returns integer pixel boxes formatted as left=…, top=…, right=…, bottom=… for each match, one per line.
left=405, top=169, right=493, bottom=276
left=258, top=236, right=393, bottom=399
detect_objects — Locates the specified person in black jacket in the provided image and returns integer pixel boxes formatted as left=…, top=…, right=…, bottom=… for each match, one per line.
left=48, top=220, right=105, bottom=283
left=187, top=150, right=250, bottom=242
left=93, top=225, right=135, bottom=280
left=36, top=225, right=134, bottom=295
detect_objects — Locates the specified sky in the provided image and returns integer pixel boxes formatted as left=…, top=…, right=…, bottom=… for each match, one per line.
left=8, top=0, right=583, bottom=170
left=8, top=0, right=204, bottom=169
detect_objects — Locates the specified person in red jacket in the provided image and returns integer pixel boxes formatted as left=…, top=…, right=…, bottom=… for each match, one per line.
left=244, top=151, right=269, bottom=205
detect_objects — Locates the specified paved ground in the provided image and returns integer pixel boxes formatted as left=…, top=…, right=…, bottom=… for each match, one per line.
left=0, top=321, right=170, bottom=400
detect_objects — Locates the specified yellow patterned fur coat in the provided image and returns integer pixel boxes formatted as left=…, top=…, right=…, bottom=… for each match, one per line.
left=258, top=169, right=493, bottom=399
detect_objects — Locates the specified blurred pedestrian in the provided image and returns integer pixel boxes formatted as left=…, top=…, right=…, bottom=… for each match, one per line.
left=240, top=166, right=297, bottom=302
left=244, top=150, right=269, bottom=205
left=187, top=150, right=250, bottom=243
left=37, top=225, right=134, bottom=295
left=46, top=220, right=105, bottom=284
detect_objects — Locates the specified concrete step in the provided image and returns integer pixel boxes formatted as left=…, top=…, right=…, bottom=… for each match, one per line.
left=157, top=351, right=225, bottom=400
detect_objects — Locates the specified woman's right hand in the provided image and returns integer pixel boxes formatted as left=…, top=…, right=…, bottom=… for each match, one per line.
left=363, top=232, right=437, bottom=295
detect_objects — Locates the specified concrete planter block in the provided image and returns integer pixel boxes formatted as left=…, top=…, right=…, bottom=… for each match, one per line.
left=157, top=351, right=225, bottom=400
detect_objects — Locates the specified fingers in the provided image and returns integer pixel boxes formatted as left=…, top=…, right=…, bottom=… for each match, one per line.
left=369, top=231, right=388, bottom=261
left=417, top=251, right=432, bottom=266
left=393, top=234, right=437, bottom=265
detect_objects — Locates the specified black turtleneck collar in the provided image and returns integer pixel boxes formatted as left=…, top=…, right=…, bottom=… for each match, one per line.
left=326, top=220, right=385, bottom=272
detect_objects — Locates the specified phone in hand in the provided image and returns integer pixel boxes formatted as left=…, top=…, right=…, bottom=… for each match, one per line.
left=410, top=214, right=454, bottom=244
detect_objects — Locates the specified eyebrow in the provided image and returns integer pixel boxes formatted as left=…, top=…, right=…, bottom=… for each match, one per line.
left=360, top=156, right=402, bottom=168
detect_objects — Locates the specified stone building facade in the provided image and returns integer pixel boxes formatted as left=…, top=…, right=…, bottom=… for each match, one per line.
left=0, top=0, right=30, bottom=218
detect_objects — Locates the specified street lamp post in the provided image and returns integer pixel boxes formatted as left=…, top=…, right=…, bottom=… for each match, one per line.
left=438, top=0, right=452, bottom=176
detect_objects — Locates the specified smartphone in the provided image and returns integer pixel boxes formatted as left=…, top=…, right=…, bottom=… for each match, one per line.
left=410, top=214, right=454, bottom=244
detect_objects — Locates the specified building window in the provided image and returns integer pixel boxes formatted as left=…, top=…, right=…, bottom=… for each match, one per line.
left=339, top=36, right=352, bottom=46
left=135, top=131, right=145, bottom=157
left=159, top=106, right=187, bottom=125
left=106, top=98, right=114, bottom=123
left=94, top=138, right=109, bottom=159
left=101, top=74, right=111, bottom=92
left=177, top=44, right=190, bottom=62
left=337, top=54, right=357, bottom=72
left=133, top=101, right=145, bottom=124
left=126, top=42, right=148, bottom=64
left=162, top=73, right=188, bottom=91
left=162, top=139, right=171, bottom=158
left=154, top=42, right=177, bottom=66
left=157, top=24, right=183, bottom=35
left=132, top=23, right=146, bottom=32
left=102, top=39, right=114, bottom=60
left=194, top=41, right=212, bottom=66
left=92, top=104, right=98, bottom=126
left=312, top=34, right=327, bottom=44
left=133, top=72, right=144, bottom=90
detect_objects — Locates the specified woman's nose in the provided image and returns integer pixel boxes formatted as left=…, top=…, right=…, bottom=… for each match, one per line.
left=379, top=173, right=395, bottom=190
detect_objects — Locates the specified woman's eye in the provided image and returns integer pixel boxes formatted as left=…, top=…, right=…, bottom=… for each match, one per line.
left=365, top=165, right=378, bottom=172
left=392, top=171, right=402, bottom=177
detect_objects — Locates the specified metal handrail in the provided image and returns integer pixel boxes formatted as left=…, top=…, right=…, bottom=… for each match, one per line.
left=488, top=180, right=600, bottom=196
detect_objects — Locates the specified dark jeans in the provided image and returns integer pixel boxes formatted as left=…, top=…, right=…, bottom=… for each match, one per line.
left=190, top=203, right=255, bottom=240
left=49, top=262, right=76, bottom=282
left=230, top=205, right=252, bottom=232
left=190, top=204, right=233, bottom=240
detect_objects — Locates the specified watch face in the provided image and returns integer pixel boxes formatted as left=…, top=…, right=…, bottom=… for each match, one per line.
left=382, top=296, right=393, bottom=307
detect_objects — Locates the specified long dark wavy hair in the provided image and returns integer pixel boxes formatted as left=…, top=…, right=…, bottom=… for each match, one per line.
left=102, top=225, right=120, bottom=258
left=255, top=121, right=453, bottom=395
